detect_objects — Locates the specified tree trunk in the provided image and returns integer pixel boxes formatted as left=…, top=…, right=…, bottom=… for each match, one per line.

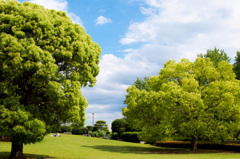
left=9, top=142, right=25, bottom=159
left=191, top=136, right=197, bottom=151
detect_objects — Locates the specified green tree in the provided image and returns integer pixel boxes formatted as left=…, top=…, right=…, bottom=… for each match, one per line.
left=233, top=51, right=240, bottom=80
left=197, top=47, right=231, bottom=67
left=94, top=120, right=108, bottom=131
left=0, top=0, right=101, bottom=158
left=123, top=57, right=240, bottom=151
left=123, top=76, right=151, bottom=104
left=111, top=118, right=125, bottom=137
left=86, top=125, right=94, bottom=135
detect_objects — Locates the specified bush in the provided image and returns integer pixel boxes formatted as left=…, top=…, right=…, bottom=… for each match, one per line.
left=61, top=125, right=71, bottom=133
left=89, top=131, right=92, bottom=135
left=111, top=119, right=125, bottom=137
left=86, top=125, right=94, bottom=131
left=72, top=127, right=87, bottom=135
left=111, top=132, right=119, bottom=139
left=122, top=132, right=139, bottom=143
left=107, top=133, right=112, bottom=139
left=92, top=126, right=99, bottom=132
left=99, top=131, right=106, bottom=137
left=92, top=131, right=99, bottom=137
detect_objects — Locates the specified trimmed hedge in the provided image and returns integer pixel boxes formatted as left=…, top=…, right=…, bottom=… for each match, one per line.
left=122, top=132, right=139, bottom=143
left=72, top=127, right=87, bottom=135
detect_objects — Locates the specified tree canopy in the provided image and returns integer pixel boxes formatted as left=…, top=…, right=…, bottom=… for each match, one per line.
left=94, top=120, right=108, bottom=131
left=197, top=47, right=231, bottom=67
left=122, top=57, right=240, bottom=151
left=0, top=0, right=101, bottom=158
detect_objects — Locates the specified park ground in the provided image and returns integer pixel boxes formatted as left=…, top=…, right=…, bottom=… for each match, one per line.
left=1, top=134, right=240, bottom=159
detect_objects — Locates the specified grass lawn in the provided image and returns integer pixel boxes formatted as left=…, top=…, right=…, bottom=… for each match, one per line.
left=1, top=134, right=240, bottom=159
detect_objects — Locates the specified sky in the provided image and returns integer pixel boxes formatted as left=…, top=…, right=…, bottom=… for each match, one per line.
left=18, top=0, right=240, bottom=130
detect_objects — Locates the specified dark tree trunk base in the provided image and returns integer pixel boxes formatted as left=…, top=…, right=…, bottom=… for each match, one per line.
left=191, top=136, right=197, bottom=151
left=8, top=142, right=26, bottom=159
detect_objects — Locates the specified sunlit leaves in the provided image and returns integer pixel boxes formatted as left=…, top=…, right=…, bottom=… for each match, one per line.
left=123, top=57, right=240, bottom=143
left=0, top=0, right=101, bottom=145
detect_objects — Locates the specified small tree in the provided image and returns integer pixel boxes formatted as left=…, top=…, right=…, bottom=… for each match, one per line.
left=111, top=119, right=125, bottom=138
left=94, top=120, right=108, bottom=131
left=86, top=125, right=94, bottom=135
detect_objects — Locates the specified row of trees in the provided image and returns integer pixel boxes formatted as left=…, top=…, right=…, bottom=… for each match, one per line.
left=123, top=47, right=240, bottom=151
left=53, top=120, right=109, bottom=136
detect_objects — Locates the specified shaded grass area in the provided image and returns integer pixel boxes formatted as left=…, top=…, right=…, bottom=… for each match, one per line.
left=1, top=134, right=240, bottom=159
left=156, top=141, right=240, bottom=152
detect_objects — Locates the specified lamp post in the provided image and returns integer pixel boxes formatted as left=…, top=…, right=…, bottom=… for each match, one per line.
left=92, top=113, right=94, bottom=126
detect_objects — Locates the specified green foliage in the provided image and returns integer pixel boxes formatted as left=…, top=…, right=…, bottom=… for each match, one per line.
left=0, top=0, right=101, bottom=151
left=92, top=126, right=99, bottom=132
left=86, top=125, right=94, bottom=131
left=99, top=131, right=106, bottom=137
left=91, top=131, right=99, bottom=137
left=71, top=127, right=87, bottom=135
left=121, top=132, right=140, bottom=143
left=111, top=132, right=119, bottom=139
left=60, top=125, right=71, bottom=133
left=123, top=57, right=240, bottom=147
left=197, top=47, right=231, bottom=67
left=111, top=119, right=125, bottom=136
left=233, top=51, right=240, bottom=80
left=123, top=76, right=151, bottom=104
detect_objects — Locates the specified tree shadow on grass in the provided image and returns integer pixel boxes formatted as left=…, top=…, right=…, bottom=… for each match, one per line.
left=0, top=152, right=56, bottom=159
left=82, top=145, right=240, bottom=154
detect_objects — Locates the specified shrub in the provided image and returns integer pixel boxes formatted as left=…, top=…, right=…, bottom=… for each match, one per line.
left=89, top=131, right=92, bottom=135
left=61, top=125, right=71, bottom=133
left=99, top=131, right=106, bottom=137
left=111, top=119, right=125, bottom=137
left=107, top=134, right=112, bottom=139
left=92, top=131, right=99, bottom=137
left=92, top=126, right=99, bottom=132
left=122, top=132, right=139, bottom=143
left=111, top=132, right=119, bottom=139
left=72, top=127, right=87, bottom=135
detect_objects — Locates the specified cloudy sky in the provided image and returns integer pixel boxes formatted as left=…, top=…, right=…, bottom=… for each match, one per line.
left=18, top=0, right=240, bottom=130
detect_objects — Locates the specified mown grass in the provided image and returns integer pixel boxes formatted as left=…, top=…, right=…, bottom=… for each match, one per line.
left=1, top=134, right=240, bottom=159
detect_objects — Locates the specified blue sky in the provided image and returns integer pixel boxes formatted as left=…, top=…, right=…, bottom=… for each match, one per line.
left=18, top=0, right=240, bottom=130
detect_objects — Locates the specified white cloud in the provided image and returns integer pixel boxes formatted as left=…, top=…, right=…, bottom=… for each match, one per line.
left=96, top=16, right=112, bottom=25
left=122, top=49, right=134, bottom=52
left=120, top=0, right=240, bottom=59
left=82, top=53, right=162, bottom=127
left=29, top=0, right=84, bottom=28
left=68, top=12, right=84, bottom=29
left=29, top=0, right=67, bottom=11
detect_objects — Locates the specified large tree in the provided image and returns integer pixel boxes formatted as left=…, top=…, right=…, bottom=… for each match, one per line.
left=197, top=47, right=231, bottom=67
left=123, top=57, right=240, bottom=151
left=0, top=0, right=101, bottom=158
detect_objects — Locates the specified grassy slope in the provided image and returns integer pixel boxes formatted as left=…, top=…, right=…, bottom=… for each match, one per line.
left=1, top=134, right=240, bottom=159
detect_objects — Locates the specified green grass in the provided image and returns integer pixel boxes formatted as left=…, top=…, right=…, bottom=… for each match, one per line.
left=1, top=134, right=240, bottom=159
